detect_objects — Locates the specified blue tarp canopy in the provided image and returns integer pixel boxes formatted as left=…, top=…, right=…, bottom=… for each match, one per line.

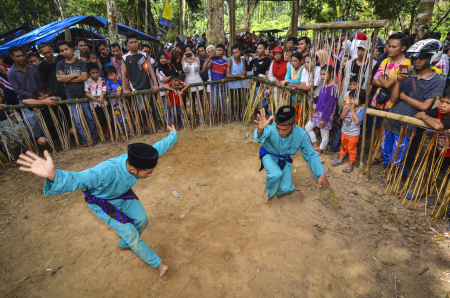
left=0, top=15, right=158, bottom=56
left=0, top=25, right=36, bottom=41
left=281, top=26, right=307, bottom=31
left=36, top=26, right=108, bottom=45
left=93, top=16, right=159, bottom=42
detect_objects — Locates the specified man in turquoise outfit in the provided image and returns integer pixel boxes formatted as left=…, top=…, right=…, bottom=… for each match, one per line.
left=17, top=125, right=177, bottom=277
left=255, top=106, right=329, bottom=203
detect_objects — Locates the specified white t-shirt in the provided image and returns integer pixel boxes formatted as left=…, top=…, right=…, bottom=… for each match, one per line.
left=301, top=66, right=323, bottom=98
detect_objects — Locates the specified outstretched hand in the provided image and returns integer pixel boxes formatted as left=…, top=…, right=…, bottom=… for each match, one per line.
left=254, top=108, right=273, bottom=131
left=17, top=150, right=56, bottom=181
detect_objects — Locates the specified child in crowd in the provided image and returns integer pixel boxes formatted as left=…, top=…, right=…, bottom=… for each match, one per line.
left=330, top=77, right=359, bottom=156
left=26, top=53, right=42, bottom=68
left=105, top=65, right=126, bottom=135
left=164, top=72, right=190, bottom=129
left=23, top=88, right=73, bottom=148
left=85, top=63, right=109, bottom=140
left=415, top=87, right=450, bottom=204
left=332, top=89, right=366, bottom=173
left=86, top=51, right=105, bottom=79
left=305, top=65, right=338, bottom=156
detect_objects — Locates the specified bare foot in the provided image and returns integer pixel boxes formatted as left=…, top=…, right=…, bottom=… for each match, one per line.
left=261, top=189, right=269, bottom=204
left=156, top=261, right=169, bottom=277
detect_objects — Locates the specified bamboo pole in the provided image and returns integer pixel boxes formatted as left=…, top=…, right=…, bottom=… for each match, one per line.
left=366, top=116, right=377, bottom=179
left=306, top=20, right=390, bottom=30
left=359, top=28, right=378, bottom=169
left=366, top=108, right=444, bottom=132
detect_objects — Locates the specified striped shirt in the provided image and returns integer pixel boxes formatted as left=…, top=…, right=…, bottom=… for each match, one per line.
left=387, top=70, right=446, bottom=137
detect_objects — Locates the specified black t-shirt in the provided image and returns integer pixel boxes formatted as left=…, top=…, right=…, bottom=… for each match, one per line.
left=98, top=53, right=113, bottom=72
left=425, top=107, right=450, bottom=129
left=122, top=51, right=152, bottom=91
left=246, top=57, right=271, bottom=86
left=0, top=110, right=8, bottom=121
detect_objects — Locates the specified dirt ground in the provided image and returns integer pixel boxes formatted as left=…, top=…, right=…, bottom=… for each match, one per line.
left=1, top=123, right=450, bottom=298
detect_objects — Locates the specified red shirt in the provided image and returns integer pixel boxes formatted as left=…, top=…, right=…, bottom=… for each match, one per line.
left=167, top=81, right=186, bottom=106
left=239, top=37, right=254, bottom=49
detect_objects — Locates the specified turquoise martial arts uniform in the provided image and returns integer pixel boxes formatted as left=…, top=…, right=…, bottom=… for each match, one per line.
left=44, top=131, right=177, bottom=268
left=254, top=123, right=325, bottom=198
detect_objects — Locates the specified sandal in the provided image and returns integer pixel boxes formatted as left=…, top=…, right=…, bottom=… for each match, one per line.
left=331, top=161, right=343, bottom=166
left=423, top=197, right=441, bottom=206
left=371, top=158, right=382, bottom=165
left=342, top=167, right=353, bottom=173
left=406, top=192, right=423, bottom=200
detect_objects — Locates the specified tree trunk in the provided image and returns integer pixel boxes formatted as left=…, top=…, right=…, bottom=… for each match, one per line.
left=206, top=0, right=224, bottom=46
left=106, top=0, right=119, bottom=44
left=188, top=12, right=190, bottom=35
left=416, top=0, right=435, bottom=37
left=182, top=0, right=186, bottom=36
left=244, top=0, right=260, bottom=28
left=145, top=0, right=148, bottom=34
left=53, top=0, right=71, bottom=42
left=298, top=0, right=304, bottom=26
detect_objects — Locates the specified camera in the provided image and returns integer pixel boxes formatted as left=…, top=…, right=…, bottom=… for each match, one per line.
left=185, top=53, right=192, bottom=57
left=211, top=56, right=221, bottom=60
left=243, top=45, right=254, bottom=54
left=289, top=46, right=297, bottom=52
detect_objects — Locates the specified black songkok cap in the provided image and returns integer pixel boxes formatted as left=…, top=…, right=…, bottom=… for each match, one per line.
left=276, top=105, right=296, bottom=126
left=128, top=143, right=159, bottom=169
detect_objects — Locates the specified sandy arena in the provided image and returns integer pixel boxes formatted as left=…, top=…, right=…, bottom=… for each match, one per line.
left=1, top=123, right=450, bottom=297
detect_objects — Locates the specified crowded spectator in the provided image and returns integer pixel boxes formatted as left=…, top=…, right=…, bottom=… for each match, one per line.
left=239, top=31, right=255, bottom=49
left=245, top=41, right=271, bottom=101
left=226, top=44, right=247, bottom=120
left=297, top=37, right=311, bottom=58
left=141, top=44, right=156, bottom=69
left=121, top=32, right=159, bottom=132
left=85, top=63, right=109, bottom=140
left=197, top=45, right=209, bottom=82
left=305, top=65, right=338, bottom=156
left=202, top=44, right=228, bottom=112
left=0, top=88, right=24, bottom=145
left=86, top=52, right=106, bottom=79
left=7, top=46, right=44, bottom=137
left=56, top=40, right=97, bottom=147
left=26, top=53, right=41, bottom=68
left=338, top=40, right=373, bottom=109
left=155, top=50, right=176, bottom=123
left=380, top=39, right=445, bottom=181
left=0, top=55, right=18, bottom=105
left=37, top=42, right=67, bottom=100
left=282, top=52, right=304, bottom=122
left=23, top=88, right=72, bottom=147
left=96, top=41, right=113, bottom=72
left=285, top=37, right=297, bottom=62
left=110, top=43, right=123, bottom=81
left=181, top=45, right=204, bottom=119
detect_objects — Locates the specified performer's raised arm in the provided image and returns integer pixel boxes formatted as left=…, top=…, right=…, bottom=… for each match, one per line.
left=153, top=125, right=178, bottom=157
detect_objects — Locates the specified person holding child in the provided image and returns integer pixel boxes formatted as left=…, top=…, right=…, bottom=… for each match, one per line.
left=332, top=89, right=366, bottom=173
left=305, top=65, right=338, bottom=156
left=104, top=65, right=126, bottom=136
left=164, top=72, right=190, bottom=129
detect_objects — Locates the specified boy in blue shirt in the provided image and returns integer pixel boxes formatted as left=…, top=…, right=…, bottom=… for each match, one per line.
left=105, top=65, right=127, bottom=136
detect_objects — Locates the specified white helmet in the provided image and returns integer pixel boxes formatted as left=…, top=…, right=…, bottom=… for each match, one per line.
left=406, top=39, right=443, bottom=70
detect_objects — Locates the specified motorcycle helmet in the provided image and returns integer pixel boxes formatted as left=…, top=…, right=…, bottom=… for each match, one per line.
left=406, top=39, right=443, bottom=71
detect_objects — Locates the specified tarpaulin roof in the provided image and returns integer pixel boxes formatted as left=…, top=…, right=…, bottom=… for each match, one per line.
left=0, top=25, right=36, bottom=40
left=255, top=29, right=284, bottom=33
left=36, top=27, right=108, bottom=45
left=281, top=26, right=308, bottom=31
left=0, top=15, right=158, bottom=56
left=93, top=16, right=159, bottom=42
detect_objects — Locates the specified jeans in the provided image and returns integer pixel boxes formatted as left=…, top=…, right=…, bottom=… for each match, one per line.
left=69, top=101, right=97, bottom=144
left=137, top=93, right=157, bottom=123
left=330, top=122, right=343, bottom=152
left=169, top=106, right=182, bottom=126
left=381, top=128, right=411, bottom=177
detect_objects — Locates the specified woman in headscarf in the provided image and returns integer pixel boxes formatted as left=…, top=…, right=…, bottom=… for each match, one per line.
left=267, top=46, right=288, bottom=111
left=171, top=50, right=183, bottom=77
left=155, top=50, right=176, bottom=124
left=281, top=52, right=304, bottom=124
